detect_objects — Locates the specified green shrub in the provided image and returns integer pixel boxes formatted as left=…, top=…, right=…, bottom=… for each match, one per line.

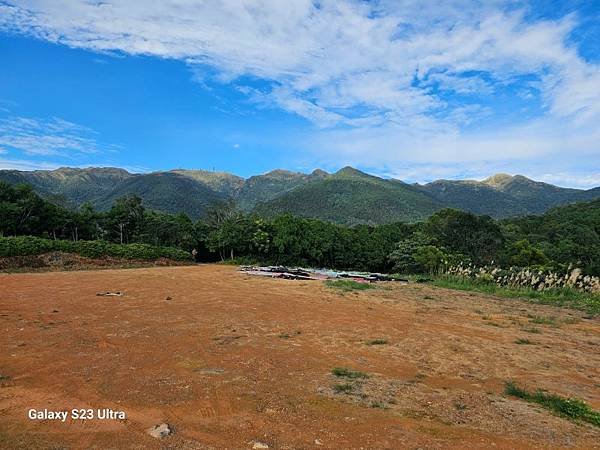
left=0, top=236, right=191, bottom=262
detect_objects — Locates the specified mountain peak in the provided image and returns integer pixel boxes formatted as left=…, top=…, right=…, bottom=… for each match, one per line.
left=310, top=169, right=329, bottom=177
left=483, top=173, right=514, bottom=187
left=335, top=166, right=367, bottom=177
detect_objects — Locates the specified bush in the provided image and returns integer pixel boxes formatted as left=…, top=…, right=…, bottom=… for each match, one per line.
left=0, top=236, right=192, bottom=262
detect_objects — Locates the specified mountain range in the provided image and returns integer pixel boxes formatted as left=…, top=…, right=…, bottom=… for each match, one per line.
left=1, top=167, right=598, bottom=225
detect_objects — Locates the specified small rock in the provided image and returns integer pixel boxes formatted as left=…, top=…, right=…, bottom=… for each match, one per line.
left=252, top=442, right=269, bottom=449
left=315, top=439, right=324, bottom=446
left=166, top=296, right=172, bottom=301
left=147, top=423, right=172, bottom=439
left=52, top=309, right=59, bottom=313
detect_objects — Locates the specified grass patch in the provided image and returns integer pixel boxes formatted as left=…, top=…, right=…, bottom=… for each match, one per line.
left=515, top=338, right=533, bottom=345
left=325, top=280, right=375, bottom=292
left=331, top=367, right=369, bottom=379
left=505, top=381, right=600, bottom=427
left=523, top=326, right=542, bottom=334
left=431, top=275, right=600, bottom=315
left=333, top=383, right=354, bottom=394
left=365, top=339, right=388, bottom=346
left=529, top=315, right=559, bottom=326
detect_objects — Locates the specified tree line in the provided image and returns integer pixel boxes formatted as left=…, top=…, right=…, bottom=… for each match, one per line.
left=1, top=181, right=598, bottom=275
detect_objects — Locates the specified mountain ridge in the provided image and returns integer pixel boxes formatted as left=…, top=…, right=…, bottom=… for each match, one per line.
left=0, top=166, right=598, bottom=224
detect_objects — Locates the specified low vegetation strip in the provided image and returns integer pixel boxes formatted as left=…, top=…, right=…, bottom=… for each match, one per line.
left=505, top=382, right=600, bottom=428
left=0, top=236, right=192, bottom=261
left=432, top=275, right=600, bottom=314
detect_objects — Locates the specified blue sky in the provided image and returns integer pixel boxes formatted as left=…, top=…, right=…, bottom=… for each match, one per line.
left=0, top=0, right=599, bottom=188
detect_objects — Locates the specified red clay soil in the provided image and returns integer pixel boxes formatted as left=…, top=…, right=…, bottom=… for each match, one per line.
left=0, top=265, right=599, bottom=449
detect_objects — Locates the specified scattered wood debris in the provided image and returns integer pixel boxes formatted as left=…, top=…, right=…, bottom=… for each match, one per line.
left=240, top=266, right=406, bottom=283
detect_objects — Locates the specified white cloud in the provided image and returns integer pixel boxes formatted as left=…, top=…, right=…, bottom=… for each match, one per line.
left=1, top=1, right=598, bottom=186
left=0, top=116, right=118, bottom=156
left=0, top=156, right=61, bottom=171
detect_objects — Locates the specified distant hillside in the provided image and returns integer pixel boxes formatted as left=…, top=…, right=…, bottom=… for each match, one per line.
left=236, top=169, right=328, bottom=211
left=170, top=169, right=244, bottom=197
left=93, top=172, right=228, bottom=218
left=418, top=174, right=596, bottom=218
left=0, top=167, right=132, bottom=207
left=0, top=166, right=598, bottom=222
left=253, top=167, right=444, bottom=225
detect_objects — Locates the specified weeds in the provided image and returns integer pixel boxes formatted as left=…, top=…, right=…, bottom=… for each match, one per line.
left=515, top=338, right=533, bottom=345
left=505, top=381, right=600, bottom=427
left=366, top=339, right=388, bottom=345
left=523, top=326, right=542, bottom=334
left=331, top=367, right=369, bottom=379
left=529, top=316, right=558, bottom=326
left=333, top=383, right=354, bottom=394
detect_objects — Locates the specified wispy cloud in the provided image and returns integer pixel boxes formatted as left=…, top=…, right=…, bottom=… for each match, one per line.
left=0, top=115, right=119, bottom=156
left=0, top=1, right=598, bottom=186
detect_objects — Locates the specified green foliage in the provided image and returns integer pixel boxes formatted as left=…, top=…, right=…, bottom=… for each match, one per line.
left=1, top=177, right=599, bottom=282
left=503, top=199, right=600, bottom=275
left=331, top=367, right=369, bottom=379
left=505, top=381, right=600, bottom=427
left=325, top=280, right=375, bottom=292
left=506, top=239, right=548, bottom=266
left=424, top=208, right=504, bottom=264
left=0, top=236, right=191, bottom=261
left=412, top=245, right=447, bottom=274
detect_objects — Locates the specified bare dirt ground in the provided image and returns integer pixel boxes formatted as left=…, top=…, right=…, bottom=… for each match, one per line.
left=1, top=264, right=599, bottom=449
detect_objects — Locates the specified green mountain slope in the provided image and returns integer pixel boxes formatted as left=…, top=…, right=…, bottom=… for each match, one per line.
left=93, top=172, right=227, bottom=218
left=0, top=167, right=132, bottom=206
left=236, top=169, right=328, bottom=211
left=170, top=169, right=244, bottom=196
left=253, top=167, right=444, bottom=225
left=482, top=174, right=580, bottom=214
left=419, top=174, right=597, bottom=218
left=1, top=167, right=598, bottom=223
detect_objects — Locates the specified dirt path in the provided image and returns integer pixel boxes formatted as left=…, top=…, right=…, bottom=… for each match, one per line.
left=1, top=265, right=599, bottom=449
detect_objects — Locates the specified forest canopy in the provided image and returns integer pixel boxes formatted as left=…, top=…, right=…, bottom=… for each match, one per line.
left=1, top=181, right=598, bottom=276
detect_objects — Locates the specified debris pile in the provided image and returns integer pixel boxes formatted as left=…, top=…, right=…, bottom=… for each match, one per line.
left=240, top=266, right=403, bottom=283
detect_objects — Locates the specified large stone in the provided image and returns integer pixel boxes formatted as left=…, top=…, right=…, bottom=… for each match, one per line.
left=147, top=423, right=172, bottom=438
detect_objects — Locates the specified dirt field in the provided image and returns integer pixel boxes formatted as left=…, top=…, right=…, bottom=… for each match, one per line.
left=1, top=265, right=599, bottom=449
